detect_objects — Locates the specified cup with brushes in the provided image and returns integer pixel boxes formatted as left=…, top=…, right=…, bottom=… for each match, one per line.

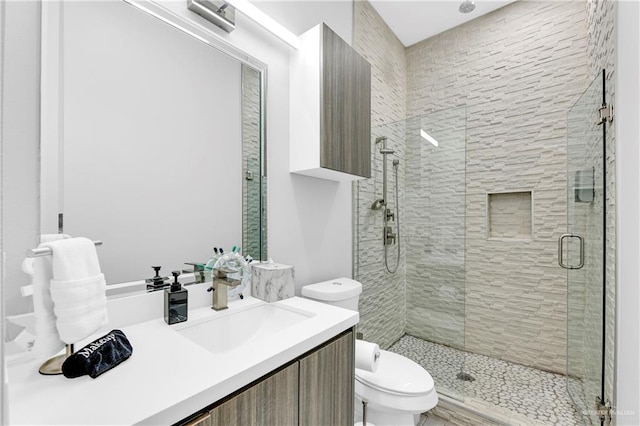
left=205, top=246, right=250, bottom=299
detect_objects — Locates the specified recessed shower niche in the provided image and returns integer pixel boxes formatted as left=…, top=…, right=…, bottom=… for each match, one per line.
left=487, top=191, right=533, bottom=239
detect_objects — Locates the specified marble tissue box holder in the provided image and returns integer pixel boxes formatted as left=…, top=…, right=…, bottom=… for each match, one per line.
left=251, top=263, right=295, bottom=303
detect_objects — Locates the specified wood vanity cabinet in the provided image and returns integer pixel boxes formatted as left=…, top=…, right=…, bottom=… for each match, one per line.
left=180, top=329, right=354, bottom=426
left=290, top=23, right=371, bottom=182
left=299, top=329, right=355, bottom=426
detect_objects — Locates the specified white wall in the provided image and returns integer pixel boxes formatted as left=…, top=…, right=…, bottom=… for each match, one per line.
left=254, top=0, right=353, bottom=43
left=0, top=1, right=5, bottom=422
left=57, top=1, right=242, bottom=284
left=1, top=0, right=42, bottom=421
left=156, top=1, right=356, bottom=291
left=1, top=1, right=41, bottom=318
left=615, top=0, right=640, bottom=423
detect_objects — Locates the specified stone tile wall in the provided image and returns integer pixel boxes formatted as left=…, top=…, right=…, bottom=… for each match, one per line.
left=405, top=108, right=467, bottom=350
left=241, top=65, right=265, bottom=260
left=487, top=192, right=533, bottom=239
left=405, top=0, right=590, bottom=373
left=353, top=0, right=407, bottom=349
left=353, top=0, right=616, bottom=389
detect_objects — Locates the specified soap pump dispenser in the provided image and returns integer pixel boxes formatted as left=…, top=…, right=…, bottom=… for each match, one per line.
left=164, top=271, right=188, bottom=325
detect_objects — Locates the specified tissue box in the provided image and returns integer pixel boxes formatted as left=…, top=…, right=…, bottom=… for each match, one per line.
left=251, top=263, right=295, bottom=302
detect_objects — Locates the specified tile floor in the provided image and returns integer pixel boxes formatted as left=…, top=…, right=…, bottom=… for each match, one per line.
left=390, top=335, right=586, bottom=425
left=419, top=413, right=454, bottom=426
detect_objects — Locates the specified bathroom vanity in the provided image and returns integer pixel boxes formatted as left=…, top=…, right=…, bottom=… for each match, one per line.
left=181, top=329, right=354, bottom=426
left=7, top=294, right=358, bottom=425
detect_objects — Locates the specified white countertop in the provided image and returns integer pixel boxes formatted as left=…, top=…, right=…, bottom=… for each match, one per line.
left=7, top=295, right=358, bottom=425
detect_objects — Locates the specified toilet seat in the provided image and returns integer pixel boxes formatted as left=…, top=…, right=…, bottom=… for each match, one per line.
left=355, top=350, right=434, bottom=396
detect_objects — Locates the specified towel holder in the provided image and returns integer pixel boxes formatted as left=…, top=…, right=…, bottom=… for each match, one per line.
left=27, top=239, right=103, bottom=375
left=26, top=240, right=103, bottom=258
left=40, top=344, right=75, bottom=376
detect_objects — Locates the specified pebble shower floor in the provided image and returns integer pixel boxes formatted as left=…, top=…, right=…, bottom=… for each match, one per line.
left=389, top=335, right=584, bottom=425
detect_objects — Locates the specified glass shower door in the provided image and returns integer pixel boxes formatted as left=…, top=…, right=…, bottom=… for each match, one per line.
left=565, top=71, right=607, bottom=425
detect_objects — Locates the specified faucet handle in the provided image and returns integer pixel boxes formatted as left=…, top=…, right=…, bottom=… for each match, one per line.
left=146, top=265, right=169, bottom=290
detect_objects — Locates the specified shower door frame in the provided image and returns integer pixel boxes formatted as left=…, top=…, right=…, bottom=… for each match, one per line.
left=564, top=69, right=610, bottom=425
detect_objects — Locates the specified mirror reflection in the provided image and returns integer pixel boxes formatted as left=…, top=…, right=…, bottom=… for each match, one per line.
left=40, top=1, right=266, bottom=286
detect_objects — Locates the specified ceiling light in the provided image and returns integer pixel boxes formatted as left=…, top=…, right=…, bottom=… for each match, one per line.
left=227, top=0, right=301, bottom=49
left=459, top=0, right=476, bottom=14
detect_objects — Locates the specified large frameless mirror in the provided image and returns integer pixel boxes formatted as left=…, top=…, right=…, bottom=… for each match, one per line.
left=39, top=0, right=267, bottom=288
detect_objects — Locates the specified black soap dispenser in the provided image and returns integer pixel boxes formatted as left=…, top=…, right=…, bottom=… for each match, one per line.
left=165, top=271, right=188, bottom=324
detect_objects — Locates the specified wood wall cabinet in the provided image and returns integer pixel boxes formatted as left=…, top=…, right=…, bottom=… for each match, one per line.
left=178, top=329, right=354, bottom=426
left=290, top=24, right=371, bottom=182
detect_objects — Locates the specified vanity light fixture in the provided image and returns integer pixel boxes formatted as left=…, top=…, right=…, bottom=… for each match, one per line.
left=226, top=0, right=301, bottom=49
left=420, top=129, right=440, bottom=147
left=187, top=0, right=236, bottom=33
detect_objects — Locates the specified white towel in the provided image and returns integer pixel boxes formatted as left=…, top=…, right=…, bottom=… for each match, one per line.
left=29, top=234, right=70, bottom=361
left=42, top=237, right=109, bottom=344
left=21, top=234, right=70, bottom=276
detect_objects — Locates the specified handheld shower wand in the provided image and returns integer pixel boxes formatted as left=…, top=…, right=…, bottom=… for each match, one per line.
left=371, top=136, right=394, bottom=211
left=370, top=136, right=401, bottom=274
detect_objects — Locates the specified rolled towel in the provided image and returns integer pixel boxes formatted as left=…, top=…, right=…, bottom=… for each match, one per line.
left=355, top=339, right=380, bottom=373
left=62, top=329, right=133, bottom=379
left=42, top=237, right=108, bottom=344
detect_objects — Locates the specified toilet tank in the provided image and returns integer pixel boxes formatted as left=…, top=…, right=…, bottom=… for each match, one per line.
left=301, top=278, right=362, bottom=311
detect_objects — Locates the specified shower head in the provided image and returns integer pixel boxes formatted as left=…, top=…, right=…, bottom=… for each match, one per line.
left=375, top=136, right=395, bottom=154
left=371, top=198, right=385, bottom=210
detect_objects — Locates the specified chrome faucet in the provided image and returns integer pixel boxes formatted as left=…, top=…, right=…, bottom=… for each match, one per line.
left=184, top=262, right=206, bottom=284
left=208, top=267, right=241, bottom=311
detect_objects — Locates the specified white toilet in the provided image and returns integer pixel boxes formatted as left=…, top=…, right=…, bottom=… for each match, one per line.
left=302, top=278, right=438, bottom=426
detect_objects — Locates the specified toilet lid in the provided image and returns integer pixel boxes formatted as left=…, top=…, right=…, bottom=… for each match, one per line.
left=355, top=350, right=434, bottom=396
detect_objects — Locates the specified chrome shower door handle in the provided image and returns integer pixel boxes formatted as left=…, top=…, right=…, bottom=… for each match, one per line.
left=558, top=233, right=585, bottom=269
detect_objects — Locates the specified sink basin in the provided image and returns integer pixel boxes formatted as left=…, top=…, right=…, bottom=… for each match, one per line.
left=178, top=303, right=315, bottom=354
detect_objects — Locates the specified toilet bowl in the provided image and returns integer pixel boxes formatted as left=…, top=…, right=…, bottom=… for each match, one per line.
left=354, top=349, right=438, bottom=426
left=301, top=278, right=438, bottom=426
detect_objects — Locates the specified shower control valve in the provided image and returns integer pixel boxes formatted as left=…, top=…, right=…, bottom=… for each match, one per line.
left=384, top=226, right=396, bottom=246
left=385, top=208, right=395, bottom=222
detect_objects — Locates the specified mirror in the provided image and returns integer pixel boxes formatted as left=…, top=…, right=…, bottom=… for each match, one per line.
left=40, top=0, right=267, bottom=287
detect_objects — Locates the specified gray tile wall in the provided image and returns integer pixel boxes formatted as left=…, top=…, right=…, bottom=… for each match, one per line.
left=405, top=108, right=467, bottom=351
left=353, top=0, right=408, bottom=349
left=241, top=65, right=264, bottom=260
left=405, top=0, right=590, bottom=374
left=487, top=192, right=533, bottom=239
left=353, top=0, right=616, bottom=390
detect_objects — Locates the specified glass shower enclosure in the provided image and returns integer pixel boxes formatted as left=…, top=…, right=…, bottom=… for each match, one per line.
left=565, top=70, right=609, bottom=425
left=354, top=72, right=610, bottom=420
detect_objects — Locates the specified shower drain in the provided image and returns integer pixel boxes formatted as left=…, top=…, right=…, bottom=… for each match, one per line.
left=456, top=372, right=476, bottom=382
